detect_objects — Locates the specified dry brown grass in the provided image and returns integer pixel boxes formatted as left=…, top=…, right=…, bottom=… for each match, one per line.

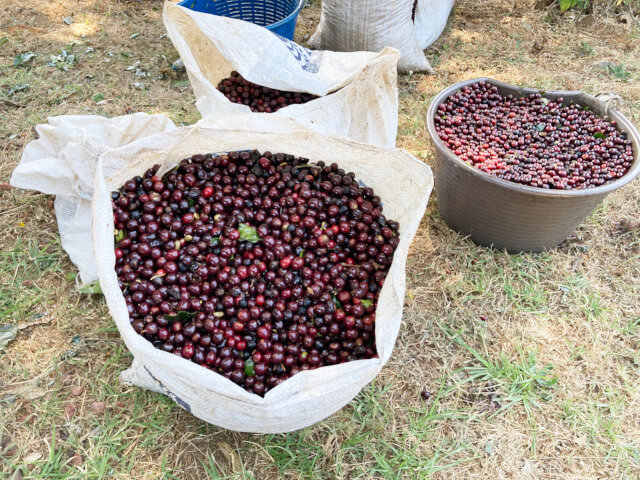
left=1, top=1, right=639, bottom=479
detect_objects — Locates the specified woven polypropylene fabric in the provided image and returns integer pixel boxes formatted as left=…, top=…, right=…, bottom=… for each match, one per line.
left=164, top=3, right=401, bottom=148
left=310, top=0, right=454, bottom=73
left=92, top=115, right=433, bottom=432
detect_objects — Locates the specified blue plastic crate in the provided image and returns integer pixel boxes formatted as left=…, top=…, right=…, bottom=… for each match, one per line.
left=178, top=0, right=305, bottom=40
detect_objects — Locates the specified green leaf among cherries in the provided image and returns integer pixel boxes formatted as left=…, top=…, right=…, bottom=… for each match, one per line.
left=332, top=294, right=342, bottom=309
left=360, top=299, right=374, bottom=308
left=239, top=223, right=261, bottom=243
left=244, top=358, right=255, bottom=376
left=166, top=311, right=195, bottom=322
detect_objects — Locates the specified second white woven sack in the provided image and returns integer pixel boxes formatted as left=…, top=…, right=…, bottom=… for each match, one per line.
left=310, top=0, right=455, bottom=73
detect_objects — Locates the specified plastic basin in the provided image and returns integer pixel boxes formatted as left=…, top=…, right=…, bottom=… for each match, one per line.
left=426, top=78, right=640, bottom=252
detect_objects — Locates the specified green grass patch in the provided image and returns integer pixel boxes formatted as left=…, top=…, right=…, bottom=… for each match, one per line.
left=559, top=275, right=609, bottom=321
left=440, top=323, right=557, bottom=451
left=562, top=392, right=640, bottom=469
left=248, top=381, right=478, bottom=479
left=0, top=238, right=65, bottom=322
left=451, top=251, right=555, bottom=314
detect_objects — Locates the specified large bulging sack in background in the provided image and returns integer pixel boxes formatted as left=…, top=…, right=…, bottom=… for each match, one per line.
left=310, top=0, right=455, bottom=73
left=89, top=114, right=432, bottom=432
left=10, top=113, right=177, bottom=285
left=163, top=2, right=401, bottom=148
left=414, top=0, right=457, bottom=50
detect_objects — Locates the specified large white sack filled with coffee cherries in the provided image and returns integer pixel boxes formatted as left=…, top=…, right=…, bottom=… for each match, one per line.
left=163, top=2, right=401, bottom=148
left=13, top=112, right=432, bottom=432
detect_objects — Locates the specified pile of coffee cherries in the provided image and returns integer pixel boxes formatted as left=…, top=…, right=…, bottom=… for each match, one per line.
left=216, top=71, right=318, bottom=113
left=434, top=81, right=634, bottom=189
left=112, top=150, right=399, bottom=396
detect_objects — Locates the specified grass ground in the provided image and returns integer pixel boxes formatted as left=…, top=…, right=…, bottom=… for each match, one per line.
left=0, top=0, right=639, bottom=478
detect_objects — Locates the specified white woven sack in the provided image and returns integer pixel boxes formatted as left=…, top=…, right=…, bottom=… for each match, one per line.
left=415, top=0, right=456, bottom=50
left=310, top=0, right=454, bottom=73
left=90, top=114, right=433, bottom=432
left=163, top=2, right=401, bottom=148
left=10, top=113, right=177, bottom=285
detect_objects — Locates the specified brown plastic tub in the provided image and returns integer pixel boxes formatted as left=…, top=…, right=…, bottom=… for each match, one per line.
left=426, top=78, right=640, bottom=252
